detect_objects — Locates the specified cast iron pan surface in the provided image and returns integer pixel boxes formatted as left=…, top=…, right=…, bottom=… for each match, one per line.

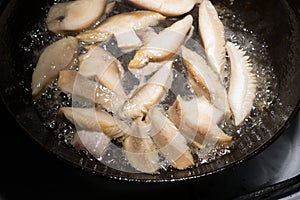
left=0, top=0, right=299, bottom=182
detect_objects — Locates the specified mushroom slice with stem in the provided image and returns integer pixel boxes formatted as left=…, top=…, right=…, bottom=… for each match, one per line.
left=31, top=36, right=78, bottom=99
left=198, top=0, right=226, bottom=78
left=181, top=46, right=230, bottom=117
left=71, top=130, right=111, bottom=160
left=128, top=15, right=193, bottom=70
left=78, top=45, right=126, bottom=97
left=123, top=118, right=161, bottom=174
left=147, top=107, right=194, bottom=170
left=226, top=42, right=257, bottom=126
left=46, top=0, right=107, bottom=34
left=59, top=107, right=128, bottom=138
left=118, top=61, right=173, bottom=120
left=76, top=10, right=166, bottom=50
left=168, top=95, right=232, bottom=148
left=57, top=70, right=125, bottom=113
left=126, top=0, right=197, bottom=17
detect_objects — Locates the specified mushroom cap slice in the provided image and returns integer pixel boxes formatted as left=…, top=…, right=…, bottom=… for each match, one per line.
left=31, top=36, right=78, bottom=99
left=118, top=61, right=173, bottom=120
left=59, top=107, right=128, bottom=138
left=147, top=107, right=194, bottom=170
left=78, top=45, right=126, bottom=97
left=127, top=0, right=197, bottom=17
left=76, top=10, right=166, bottom=44
left=57, top=70, right=125, bottom=113
left=226, top=42, right=257, bottom=126
left=46, top=0, right=107, bottom=33
left=128, top=15, right=193, bottom=69
left=181, top=46, right=230, bottom=117
left=71, top=130, right=111, bottom=160
left=123, top=119, right=161, bottom=174
left=168, top=95, right=232, bottom=148
left=198, top=0, right=226, bottom=77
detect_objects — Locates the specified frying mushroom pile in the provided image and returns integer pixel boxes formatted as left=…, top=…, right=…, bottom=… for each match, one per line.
left=31, top=0, right=257, bottom=174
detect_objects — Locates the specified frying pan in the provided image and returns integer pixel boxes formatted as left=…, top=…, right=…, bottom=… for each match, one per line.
left=0, top=0, right=299, bottom=182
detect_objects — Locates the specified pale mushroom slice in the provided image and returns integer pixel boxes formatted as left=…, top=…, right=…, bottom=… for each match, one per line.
left=59, top=107, right=128, bottom=138
left=168, top=95, right=232, bottom=148
left=126, top=0, right=197, bottom=17
left=71, top=130, right=111, bottom=160
left=46, top=0, right=107, bottom=34
left=57, top=70, right=125, bottom=113
left=123, top=118, right=161, bottom=174
left=130, top=28, right=162, bottom=77
left=115, top=29, right=144, bottom=53
left=128, top=15, right=193, bottom=70
left=226, top=42, right=257, bottom=126
left=78, top=45, right=126, bottom=97
left=181, top=46, right=230, bottom=117
left=136, top=27, right=158, bottom=45
left=129, top=62, right=164, bottom=79
left=31, top=36, right=78, bottom=99
left=198, top=0, right=226, bottom=77
left=118, top=61, right=173, bottom=120
left=76, top=10, right=166, bottom=49
left=147, top=107, right=194, bottom=170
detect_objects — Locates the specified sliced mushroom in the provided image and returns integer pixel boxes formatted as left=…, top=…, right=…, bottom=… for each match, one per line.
left=198, top=0, right=226, bottom=77
left=46, top=0, right=107, bottom=33
left=123, top=118, right=161, bottom=174
left=59, top=107, right=128, bottom=138
left=147, top=107, right=194, bottom=170
left=78, top=45, right=126, bottom=97
left=76, top=10, right=166, bottom=49
left=118, top=61, right=173, bottom=120
left=168, top=95, right=232, bottom=148
left=136, top=27, right=158, bottom=44
left=128, top=15, right=193, bottom=70
left=57, top=70, right=125, bottom=113
left=226, top=42, right=257, bottom=126
left=71, top=130, right=111, bottom=160
left=115, top=29, right=143, bottom=52
left=31, top=36, right=78, bottom=99
left=126, top=0, right=197, bottom=17
left=181, top=46, right=230, bottom=117
left=129, top=62, right=166, bottom=79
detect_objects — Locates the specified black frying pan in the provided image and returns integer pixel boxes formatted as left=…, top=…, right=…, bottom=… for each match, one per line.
left=0, top=0, right=299, bottom=182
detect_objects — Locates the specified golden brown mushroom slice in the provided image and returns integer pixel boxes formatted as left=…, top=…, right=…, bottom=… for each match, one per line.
left=128, top=15, right=193, bottom=70
left=168, top=95, right=232, bottom=148
left=123, top=119, right=161, bottom=174
left=126, top=0, right=197, bottom=17
left=118, top=61, right=173, bottom=120
left=181, top=46, right=230, bottom=117
left=198, top=0, right=226, bottom=77
left=46, top=0, right=107, bottom=34
left=31, top=36, right=78, bottom=99
left=59, top=107, right=128, bottom=138
left=71, top=130, right=111, bottom=160
left=226, top=42, right=257, bottom=126
left=76, top=10, right=166, bottom=50
left=147, top=107, right=194, bottom=170
left=57, top=70, right=125, bottom=113
left=78, top=45, right=126, bottom=97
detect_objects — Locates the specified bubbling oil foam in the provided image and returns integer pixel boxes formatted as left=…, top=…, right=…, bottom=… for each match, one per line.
left=20, top=1, right=278, bottom=173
